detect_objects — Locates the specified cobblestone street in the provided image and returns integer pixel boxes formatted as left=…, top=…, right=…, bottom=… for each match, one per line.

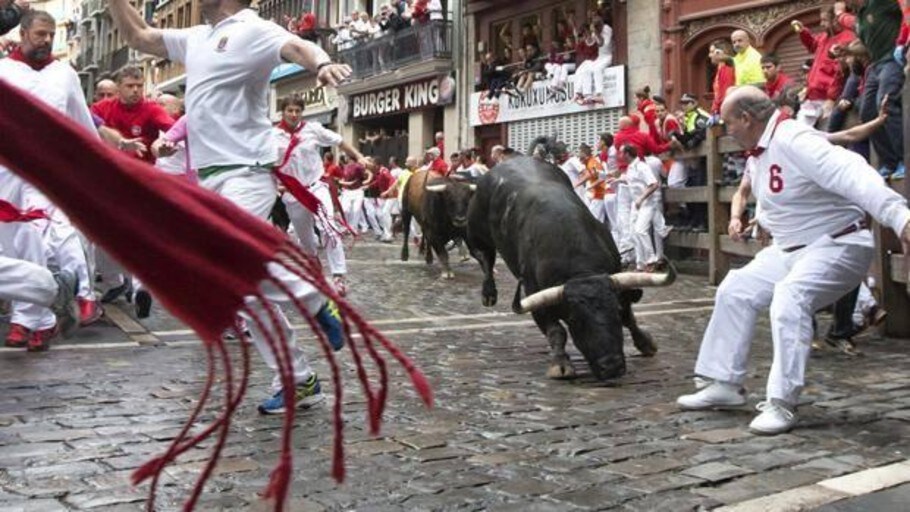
left=1, top=241, right=909, bottom=511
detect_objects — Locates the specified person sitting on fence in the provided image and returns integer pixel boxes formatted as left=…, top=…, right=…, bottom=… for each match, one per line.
left=572, top=15, right=613, bottom=105
left=544, top=40, right=571, bottom=97
left=515, top=43, right=545, bottom=93
left=480, top=51, right=510, bottom=100
left=792, top=5, right=856, bottom=129
left=677, top=85, right=910, bottom=436
left=708, top=39, right=736, bottom=124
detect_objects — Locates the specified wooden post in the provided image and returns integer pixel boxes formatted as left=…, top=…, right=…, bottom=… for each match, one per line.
left=878, top=69, right=910, bottom=337
left=706, top=127, right=728, bottom=285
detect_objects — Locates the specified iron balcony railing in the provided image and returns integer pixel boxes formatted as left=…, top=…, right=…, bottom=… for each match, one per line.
left=338, top=20, right=452, bottom=80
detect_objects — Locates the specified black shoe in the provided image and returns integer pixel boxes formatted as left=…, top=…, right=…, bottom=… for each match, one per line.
left=100, top=278, right=132, bottom=304
left=135, top=289, right=152, bottom=319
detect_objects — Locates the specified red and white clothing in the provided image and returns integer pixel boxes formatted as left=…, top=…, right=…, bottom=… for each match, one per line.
left=764, top=71, right=794, bottom=101
left=92, top=98, right=175, bottom=163
left=693, top=110, right=910, bottom=406
left=162, top=7, right=328, bottom=390
left=711, top=63, right=735, bottom=115
left=573, top=24, right=613, bottom=98
left=274, top=121, right=347, bottom=276
left=796, top=26, right=855, bottom=126
left=158, top=116, right=195, bottom=182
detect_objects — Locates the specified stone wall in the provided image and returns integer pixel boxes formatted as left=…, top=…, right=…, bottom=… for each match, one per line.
left=626, top=0, right=663, bottom=95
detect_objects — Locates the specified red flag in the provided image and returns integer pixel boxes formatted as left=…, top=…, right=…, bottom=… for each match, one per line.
left=0, top=80, right=432, bottom=511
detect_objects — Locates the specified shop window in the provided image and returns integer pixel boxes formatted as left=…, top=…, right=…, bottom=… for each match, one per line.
left=518, top=15, right=541, bottom=52
left=492, top=21, right=513, bottom=62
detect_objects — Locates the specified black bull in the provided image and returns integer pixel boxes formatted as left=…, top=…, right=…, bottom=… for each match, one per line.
left=400, top=170, right=476, bottom=278
left=466, top=153, right=676, bottom=381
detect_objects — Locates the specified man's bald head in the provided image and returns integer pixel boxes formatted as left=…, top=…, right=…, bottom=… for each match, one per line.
left=156, top=94, right=183, bottom=117
left=721, top=86, right=776, bottom=149
left=94, top=79, right=117, bottom=102
left=731, top=30, right=752, bottom=54
left=618, top=116, right=633, bottom=129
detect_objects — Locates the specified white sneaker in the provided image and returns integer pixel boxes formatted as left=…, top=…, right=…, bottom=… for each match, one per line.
left=749, top=400, right=797, bottom=435
left=677, top=381, right=746, bottom=410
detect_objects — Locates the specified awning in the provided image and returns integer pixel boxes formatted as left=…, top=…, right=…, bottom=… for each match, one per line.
left=156, top=73, right=186, bottom=93
left=270, top=63, right=306, bottom=83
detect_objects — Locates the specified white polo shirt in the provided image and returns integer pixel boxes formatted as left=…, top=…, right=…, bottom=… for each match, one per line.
left=751, top=110, right=910, bottom=249
left=273, top=121, right=342, bottom=191
left=161, top=9, right=296, bottom=171
left=625, top=157, right=658, bottom=204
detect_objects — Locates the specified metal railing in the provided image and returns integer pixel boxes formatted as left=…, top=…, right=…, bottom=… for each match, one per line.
left=338, top=21, right=452, bottom=80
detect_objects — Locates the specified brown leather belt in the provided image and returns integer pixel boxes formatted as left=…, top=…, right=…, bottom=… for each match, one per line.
left=781, top=220, right=869, bottom=253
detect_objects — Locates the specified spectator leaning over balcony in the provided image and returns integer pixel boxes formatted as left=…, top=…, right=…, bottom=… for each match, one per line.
left=708, top=39, right=736, bottom=123
left=792, top=5, right=855, bottom=129
left=0, top=0, right=28, bottom=36
left=572, top=15, right=613, bottom=105
left=761, top=53, right=794, bottom=101
left=731, top=30, right=765, bottom=86
left=332, top=19, right=353, bottom=51
left=857, top=0, right=904, bottom=180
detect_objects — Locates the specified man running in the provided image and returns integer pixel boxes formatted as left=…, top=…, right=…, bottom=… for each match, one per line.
left=108, top=0, right=352, bottom=414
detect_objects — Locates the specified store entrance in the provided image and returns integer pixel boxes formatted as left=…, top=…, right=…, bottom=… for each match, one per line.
left=356, top=113, right=408, bottom=167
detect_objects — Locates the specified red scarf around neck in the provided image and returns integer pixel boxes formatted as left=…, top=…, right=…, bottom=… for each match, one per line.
left=277, top=119, right=305, bottom=134
left=8, top=46, right=55, bottom=71
left=0, top=199, right=47, bottom=222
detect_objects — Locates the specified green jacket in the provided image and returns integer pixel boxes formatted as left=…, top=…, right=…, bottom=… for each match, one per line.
left=858, top=0, right=902, bottom=63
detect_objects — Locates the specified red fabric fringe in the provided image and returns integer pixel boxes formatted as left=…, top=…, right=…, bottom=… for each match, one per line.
left=0, top=80, right=432, bottom=510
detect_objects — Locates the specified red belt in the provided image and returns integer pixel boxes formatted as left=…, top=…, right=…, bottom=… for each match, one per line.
left=781, top=220, right=868, bottom=253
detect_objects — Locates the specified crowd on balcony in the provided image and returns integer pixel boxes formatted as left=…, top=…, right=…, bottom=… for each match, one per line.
left=478, top=5, right=614, bottom=105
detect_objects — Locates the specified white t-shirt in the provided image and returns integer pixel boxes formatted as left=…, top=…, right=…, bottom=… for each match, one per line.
left=161, top=9, right=297, bottom=171
left=273, top=122, right=343, bottom=191
left=625, top=158, right=658, bottom=204
left=560, top=156, right=587, bottom=202
left=428, top=0, right=444, bottom=20
left=599, top=25, right=614, bottom=61
left=750, top=110, right=910, bottom=249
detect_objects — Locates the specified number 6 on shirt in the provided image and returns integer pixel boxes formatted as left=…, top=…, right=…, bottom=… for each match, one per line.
left=769, top=164, right=784, bottom=193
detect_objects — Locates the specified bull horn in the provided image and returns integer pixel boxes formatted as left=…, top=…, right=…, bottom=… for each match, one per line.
left=426, top=184, right=447, bottom=192
left=468, top=184, right=477, bottom=191
left=610, top=261, right=677, bottom=289
left=518, top=285, right=565, bottom=313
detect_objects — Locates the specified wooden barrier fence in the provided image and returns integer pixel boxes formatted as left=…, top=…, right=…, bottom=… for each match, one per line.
left=661, top=124, right=909, bottom=338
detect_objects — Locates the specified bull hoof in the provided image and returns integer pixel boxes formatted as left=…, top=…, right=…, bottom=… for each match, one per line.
left=633, top=332, right=658, bottom=357
left=482, top=295, right=497, bottom=307
left=546, top=362, right=576, bottom=380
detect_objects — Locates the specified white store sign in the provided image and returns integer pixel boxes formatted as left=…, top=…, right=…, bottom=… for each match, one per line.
left=469, top=65, right=626, bottom=127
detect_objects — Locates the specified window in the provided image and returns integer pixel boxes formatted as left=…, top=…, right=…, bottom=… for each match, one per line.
left=492, top=21, right=512, bottom=62
left=518, top=14, right=541, bottom=53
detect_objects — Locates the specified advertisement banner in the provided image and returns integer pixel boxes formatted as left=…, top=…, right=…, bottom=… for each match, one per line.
left=350, top=75, right=456, bottom=121
left=470, top=65, right=626, bottom=127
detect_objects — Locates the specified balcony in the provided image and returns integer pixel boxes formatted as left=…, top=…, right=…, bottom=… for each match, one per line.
left=81, top=0, right=105, bottom=20
left=101, top=46, right=131, bottom=73
left=338, top=21, right=452, bottom=82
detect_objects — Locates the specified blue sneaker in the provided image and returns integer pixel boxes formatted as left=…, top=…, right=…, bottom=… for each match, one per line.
left=877, top=165, right=894, bottom=179
left=316, top=300, right=345, bottom=351
left=891, top=163, right=905, bottom=180
left=257, top=374, right=324, bottom=415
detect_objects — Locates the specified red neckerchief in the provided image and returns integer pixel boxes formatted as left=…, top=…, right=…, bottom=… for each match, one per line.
left=746, top=111, right=791, bottom=158
left=8, top=46, right=55, bottom=71
left=277, top=119, right=305, bottom=135
left=0, top=199, right=47, bottom=222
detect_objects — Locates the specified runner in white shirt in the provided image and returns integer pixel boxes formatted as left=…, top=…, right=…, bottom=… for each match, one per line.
left=273, top=95, right=367, bottom=297
left=557, top=150, right=589, bottom=207
left=678, top=86, right=910, bottom=435
left=108, top=0, right=354, bottom=415
left=0, top=10, right=101, bottom=332
left=621, top=147, right=661, bottom=271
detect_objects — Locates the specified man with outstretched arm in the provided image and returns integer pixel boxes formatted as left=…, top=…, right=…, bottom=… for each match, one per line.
left=676, top=86, right=910, bottom=436
left=107, top=0, right=353, bottom=415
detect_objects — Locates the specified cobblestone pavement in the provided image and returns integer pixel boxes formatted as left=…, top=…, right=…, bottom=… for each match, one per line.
left=1, top=241, right=909, bottom=511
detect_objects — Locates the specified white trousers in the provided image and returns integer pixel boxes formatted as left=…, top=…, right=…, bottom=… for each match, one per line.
left=575, top=55, right=612, bottom=97
left=586, top=197, right=605, bottom=223
left=797, top=99, right=825, bottom=128
left=695, top=234, right=874, bottom=404
left=630, top=201, right=659, bottom=268
left=202, top=168, right=324, bottom=390
left=604, top=193, right=618, bottom=236
left=341, top=188, right=367, bottom=233
left=363, top=197, right=389, bottom=238
left=284, top=182, right=347, bottom=276
left=615, top=184, right=634, bottom=260
left=38, top=218, right=92, bottom=300
left=667, top=160, right=688, bottom=189
left=0, top=222, right=56, bottom=330
left=545, top=63, right=569, bottom=88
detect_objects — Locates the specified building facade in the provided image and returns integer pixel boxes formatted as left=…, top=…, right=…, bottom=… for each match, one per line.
left=333, top=1, right=460, bottom=166
left=464, top=0, right=649, bottom=160
left=661, top=0, right=823, bottom=109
